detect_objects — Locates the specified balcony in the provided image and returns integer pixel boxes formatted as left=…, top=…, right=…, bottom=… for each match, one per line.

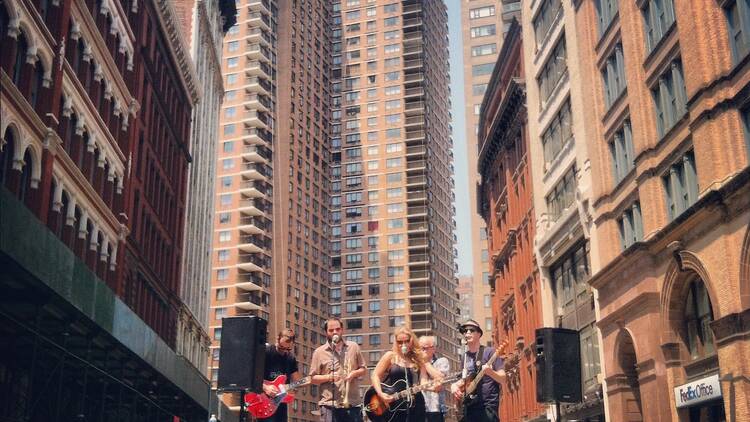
left=238, top=216, right=270, bottom=235
left=402, top=3, right=422, bottom=15
left=410, top=302, right=431, bottom=314
left=244, top=128, right=272, bottom=146
left=406, top=190, right=427, bottom=202
left=245, top=60, right=272, bottom=78
left=248, top=0, right=270, bottom=13
left=408, top=237, right=429, bottom=249
left=246, top=93, right=272, bottom=113
left=246, top=43, right=271, bottom=62
left=235, top=273, right=264, bottom=291
left=403, top=59, right=423, bottom=70
left=411, top=320, right=432, bottom=331
left=407, top=205, right=427, bottom=216
left=404, top=87, right=424, bottom=98
left=405, top=145, right=426, bottom=157
left=247, top=27, right=271, bottom=46
left=248, top=11, right=271, bottom=31
left=408, top=287, right=430, bottom=297
left=246, top=77, right=272, bottom=97
left=404, top=72, right=424, bottom=84
left=403, top=44, right=423, bottom=57
left=406, top=175, right=427, bottom=186
left=242, top=145, right=271, bottom=163
left=404, top=101, right=424, bottom=116
left=244, top=110, right=270, bottom=130
left=408, top=270, right=429, bottom=281
left=406, top=160, right=426, bottom=170
left=403, top=31, right=422, bottom=43
left=238, top=198, right=268, bottom=216
left=237, top=253, right=268, bottom=272
left=403, top=17, right=423, bottom=28
left=405, top=116, right=424, bottom=127
left=408, top=253, right=429, bottom=264
left=238, top=234, right=271, bottom=253
left=407, top=221, right=428, bottom=232
left=239, top=180, right=269, bottom=198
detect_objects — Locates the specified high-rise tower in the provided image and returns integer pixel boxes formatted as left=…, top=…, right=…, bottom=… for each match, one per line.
left=210, top=0, right=332, bottom=419
left=329, top=0, right=459, bottom=380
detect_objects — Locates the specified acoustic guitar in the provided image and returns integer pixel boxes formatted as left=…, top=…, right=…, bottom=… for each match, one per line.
left=364, top=372, right=461, bottom=422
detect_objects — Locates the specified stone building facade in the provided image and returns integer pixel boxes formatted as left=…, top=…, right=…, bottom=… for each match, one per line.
left=573, top=0, right=750, bottom=420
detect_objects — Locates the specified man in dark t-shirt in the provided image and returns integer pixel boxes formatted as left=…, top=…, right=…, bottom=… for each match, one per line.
left=259, top=329, right=302, bottom=422
left=451, top=319, right=506, bottom=422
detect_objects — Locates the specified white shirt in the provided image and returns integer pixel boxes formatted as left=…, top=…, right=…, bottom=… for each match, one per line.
left=423, top=356, right=450, bottom=412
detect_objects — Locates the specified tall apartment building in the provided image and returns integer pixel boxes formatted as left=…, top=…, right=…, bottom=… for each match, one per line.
left=460, top=0, right=519, bottom=336
left=210, top=0, right=332, bottom=419
left=477, top=20, right=546, bottom=422
left=174, top=0, right=235, bottom=378
left=520, top=0, right=606, bottom=420
left=0, top=0, right=213, bottom=418
left=573, top=0, right=750, bottom=419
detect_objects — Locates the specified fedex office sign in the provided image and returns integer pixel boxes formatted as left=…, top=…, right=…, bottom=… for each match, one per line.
left=674, top=374, right=722, bottom=408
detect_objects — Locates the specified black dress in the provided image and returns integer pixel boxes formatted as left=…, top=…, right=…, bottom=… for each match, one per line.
left=381, top=363, right=426, bottom=422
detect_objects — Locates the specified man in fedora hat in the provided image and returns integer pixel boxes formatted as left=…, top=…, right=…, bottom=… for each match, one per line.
left=450, top=319, right=506, bottom=422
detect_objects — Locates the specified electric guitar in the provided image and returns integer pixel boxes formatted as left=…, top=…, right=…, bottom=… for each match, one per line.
left=244, top=375, right=311, bottom=418
left=457, top=340, right=508, bottom=414
left=364, top=372, right=461, bottom=422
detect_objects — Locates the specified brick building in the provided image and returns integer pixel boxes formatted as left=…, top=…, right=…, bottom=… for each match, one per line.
left=0, top=0, right=216, bottom=418
left=573, top=0, right=750, bottom=420
left=477, top=19, right=546, bottom=422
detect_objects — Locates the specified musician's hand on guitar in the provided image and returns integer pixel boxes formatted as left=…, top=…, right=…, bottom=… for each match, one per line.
left=263, top=383, right=280, bottom=397
left=378, top=392, right=395, bottom=404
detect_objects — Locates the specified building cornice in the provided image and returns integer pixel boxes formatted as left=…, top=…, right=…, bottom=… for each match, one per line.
left=153, top=0, right=200, bottom=105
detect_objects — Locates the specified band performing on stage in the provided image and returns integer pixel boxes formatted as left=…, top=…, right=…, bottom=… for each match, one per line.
left=244, top=318, right=506, bottom=422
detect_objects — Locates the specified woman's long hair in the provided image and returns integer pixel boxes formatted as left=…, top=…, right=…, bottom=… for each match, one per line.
left=391, top=326, right=425, bottom=368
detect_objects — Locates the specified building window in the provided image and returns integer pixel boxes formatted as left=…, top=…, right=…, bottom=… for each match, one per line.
left=642, top=0, right=676, bottom=53
left=484, top=295, right=491, bottom=307
left=617, top=201, right=643, bottom=250
left=602, top=43, right=627, bottom=109
left=214, top=327, right=222, bottom=340
left=215, top=308, right=227, bottom=320
left=652, top=60, right=687, bottom=137
left=218, top=250, right=230, bottom=262
left=470, top=6, right=495, bottom=19
left=684, top=279, right=715, bottom=360
left=726, top=0, right=750, bottom=62
left=470, top=24, right=496, bottom=38
left=481, top=249, right=489, bottom=263
left=537, top=36, right=567, bottom=105
left=579, top=324, right=602, bottom=392
left=609, top=119, right=635, bottom=184
left=595, top=0, right=619, bottom=35
left=550, top=241, right=591, bottom=317
left=533, top=0, right=562, bottom=47
left=545, top=166, right=577, bottom=222
left=662, top=150, right=698, bottom=221
left=217, top=269, right=229, bottom=280
left=472, top=63, right=495, bottom=77
left=541, top=99, right=573, bottom=167
left=227, top=57, right=239, bottom=68
left=471, top=43, right=497, bottom=57
left=216, top=288, right=228, bottom=300
left=472, top=83, right=488, bottom=96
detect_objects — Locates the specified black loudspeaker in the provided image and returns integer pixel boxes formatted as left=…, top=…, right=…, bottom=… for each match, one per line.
left=217, top=316, right=267, bottom=392
left=535, top=327, right=582, bottom=403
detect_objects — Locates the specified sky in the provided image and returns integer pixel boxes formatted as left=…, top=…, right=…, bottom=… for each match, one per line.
left=447, top=1, right=472, bottom=276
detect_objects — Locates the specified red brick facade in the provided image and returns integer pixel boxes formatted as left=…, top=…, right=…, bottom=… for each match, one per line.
left=477, top=20, right=547, bottom=422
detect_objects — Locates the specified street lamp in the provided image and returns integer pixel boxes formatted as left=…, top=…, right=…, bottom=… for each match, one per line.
left=209, top=414, right=217, bottom=422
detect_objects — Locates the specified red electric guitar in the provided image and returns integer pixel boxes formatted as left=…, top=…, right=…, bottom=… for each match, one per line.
left=244, top=375, right=311, bottom=418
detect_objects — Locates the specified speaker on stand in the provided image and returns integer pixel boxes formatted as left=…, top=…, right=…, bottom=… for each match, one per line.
left=535, top=327, right=582, bottom=404
left=217, top=316, right=268, bottom=422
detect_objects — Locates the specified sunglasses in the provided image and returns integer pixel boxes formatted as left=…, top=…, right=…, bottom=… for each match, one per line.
left=396, top=339, right=411, bottom=345
left=460, top=327, right=479, bottom=334
left=278, top=345, right=294, bottom=352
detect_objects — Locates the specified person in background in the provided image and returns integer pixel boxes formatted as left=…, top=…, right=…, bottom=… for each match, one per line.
left=419, top=335, right=450, bottom=422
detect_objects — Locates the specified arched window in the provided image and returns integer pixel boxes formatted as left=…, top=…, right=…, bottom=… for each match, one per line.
left=0, top=130, right=15, bottom=188
left=13, top=33, right=29, bottom=87
left=18, top=149, right=33, bottom=204
left=29, top=61, right=45, bottom=109
left=684, top=279, right=715, bottom=360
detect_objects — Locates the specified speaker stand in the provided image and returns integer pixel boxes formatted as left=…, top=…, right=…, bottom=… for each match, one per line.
left=554, top=400, right=561, bottom=422
left=239, top=389, right=249, bottom=422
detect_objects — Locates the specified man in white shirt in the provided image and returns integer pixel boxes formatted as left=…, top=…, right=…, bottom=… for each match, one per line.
left=419, top=336, right=450, bottom=422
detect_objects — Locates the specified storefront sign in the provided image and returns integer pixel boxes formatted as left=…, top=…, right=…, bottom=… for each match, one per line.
left=674, top=374, right=722, bottom=408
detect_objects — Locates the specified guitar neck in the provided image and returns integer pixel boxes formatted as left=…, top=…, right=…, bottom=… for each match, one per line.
left=465, top=352, right=500, bottom=395
left=393, top=374, right=459, bottom=400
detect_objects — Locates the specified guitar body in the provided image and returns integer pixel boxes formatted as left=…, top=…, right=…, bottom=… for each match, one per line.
left=364, top=380, right=425, bottom=422
left=244, top=375, right=297, bottom=419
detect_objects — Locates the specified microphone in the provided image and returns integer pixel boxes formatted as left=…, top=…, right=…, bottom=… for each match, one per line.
left=400, top=345, right=408, bottom=355
left=332, top=334, right=340, bottom=344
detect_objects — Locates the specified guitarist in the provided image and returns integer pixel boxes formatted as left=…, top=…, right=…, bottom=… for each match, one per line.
left=450, top=320, right=506, bottom=422
left=259, top=329, right=302, bottom=422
